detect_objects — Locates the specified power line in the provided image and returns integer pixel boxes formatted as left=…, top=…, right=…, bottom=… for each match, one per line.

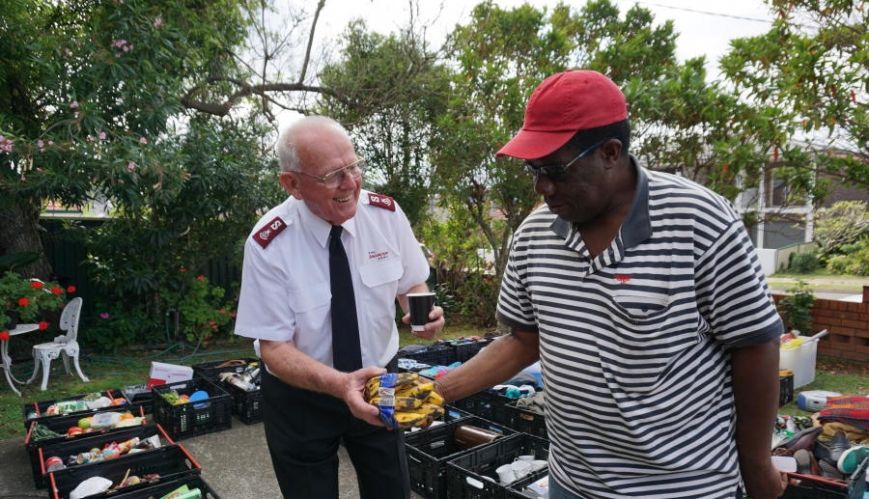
left=632, top=1, right=775, bottom=25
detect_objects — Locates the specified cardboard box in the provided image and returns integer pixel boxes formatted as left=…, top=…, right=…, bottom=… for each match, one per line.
left=148, top=362, right=193, bottom=388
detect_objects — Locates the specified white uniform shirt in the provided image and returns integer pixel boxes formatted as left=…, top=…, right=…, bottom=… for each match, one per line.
left=235, top=190, right=430, bottom=368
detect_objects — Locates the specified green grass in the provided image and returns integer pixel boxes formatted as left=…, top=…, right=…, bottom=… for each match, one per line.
left=767, top=273, right=867, bottom=293
left=777, top=356, right=868, bottom=417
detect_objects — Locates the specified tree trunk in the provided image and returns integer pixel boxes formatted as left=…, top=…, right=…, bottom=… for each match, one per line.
left=0, top=194, right=53, bottom=279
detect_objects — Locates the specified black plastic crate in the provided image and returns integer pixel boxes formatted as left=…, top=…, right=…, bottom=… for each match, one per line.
left=782, top=455, right=868, bottom=499
left=404, top=416, right=516, bottom=499
left=47, top=444, right=201, bottom=499
left=121, top=384, right=155, bottom=416
left=397, top=343, right=457, bottom=369
left=110, top=474, right=220, bottom=499
left=403, top=405, right=473, bottom=436
left=224, top=381, right=262, bottom=424
left=33, top=423, right=171, bottom=489
left=453, top=390, right=515, bottom=426
left=452, top=337, right=495, bottom=363
left=447, top=433, right=550, bottom=499
left=505, top=470, right=549, bottom=499
left=191, top=357, right=258, bottom=382
left=152, top=376, right=232, bottom=440
left=504, top=402, right=547, bottom=440
left=22, top=389, right=129, bottom=430
left=25, top=407, right=149, bottom=489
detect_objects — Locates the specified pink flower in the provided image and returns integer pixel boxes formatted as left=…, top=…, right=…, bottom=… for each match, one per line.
left=127, top=161, right=137, bottom=172
left=0, top=135, right=13, bottom=153
left=47, top=140, right=54, bottom=146
left=36, top=139, right=45, bottom=152
left=98, top=131, right=107, bottom=141
left=153, top=17, right=163, bottom=28
left=70, top=100, right=79, bottom=109
left=99, top=312, right=110, bottom=320
left=138, top=136, right=148, bottom=145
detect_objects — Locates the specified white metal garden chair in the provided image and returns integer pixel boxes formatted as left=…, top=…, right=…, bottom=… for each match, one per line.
left=26, top=297, right=90, bottom=391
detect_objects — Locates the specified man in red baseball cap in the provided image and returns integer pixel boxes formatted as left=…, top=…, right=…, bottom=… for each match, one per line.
left=435, top=70, right=787, bottom=499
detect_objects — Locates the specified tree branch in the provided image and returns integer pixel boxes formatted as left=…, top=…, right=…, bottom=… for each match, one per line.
left=299, top=0, right=326, bottom=84
left=181, top=78, right=346, bottom=116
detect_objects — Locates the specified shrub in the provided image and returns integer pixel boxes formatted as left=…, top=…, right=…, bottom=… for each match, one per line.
left=826, top=236, right=869, bottom=276
left=779, top=281, right=814, bottom=334
left=788, top=251, right=820, bottom=274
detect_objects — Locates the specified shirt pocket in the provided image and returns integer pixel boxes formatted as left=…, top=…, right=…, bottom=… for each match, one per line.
left=612, top=290, right=671, bottom=321
left=288, top=280, right=331, bottom=335
left=359, top=257, right=404, bottom=330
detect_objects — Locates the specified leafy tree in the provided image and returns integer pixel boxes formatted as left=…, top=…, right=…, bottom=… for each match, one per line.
left=720, top=0, right=868, bottom=204
left=814, top=200, right=869, bottom=257
left=317, top=20, right=451, bottom=225
left=0, top=0, right=257, bottom=278
left=431, top=0, right=737, bottom=278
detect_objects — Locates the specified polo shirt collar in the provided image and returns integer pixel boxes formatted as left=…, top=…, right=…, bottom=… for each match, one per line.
left=297, top=199, right=359, bottom=249
left=550, top=155, right=651, bottom=250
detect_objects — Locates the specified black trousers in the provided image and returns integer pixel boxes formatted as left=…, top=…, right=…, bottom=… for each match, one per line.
left=261, top=366, right=409, bottom=499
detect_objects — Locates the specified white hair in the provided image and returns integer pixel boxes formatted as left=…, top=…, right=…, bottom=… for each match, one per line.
left=275, top=116, right=350, bottom=172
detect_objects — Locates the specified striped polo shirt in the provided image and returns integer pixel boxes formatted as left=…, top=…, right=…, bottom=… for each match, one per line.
left=497, top=158, right=783, bottom=499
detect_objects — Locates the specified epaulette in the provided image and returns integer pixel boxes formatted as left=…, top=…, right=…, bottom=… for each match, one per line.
left=367, top=192, right=396, bottom=212
left=252, top=216, right=288, bottom=248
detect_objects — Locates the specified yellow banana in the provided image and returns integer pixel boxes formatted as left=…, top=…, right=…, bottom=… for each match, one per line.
left=425, top=390, right=444, bottom=407
left=394, top=412, right=431, bottom=429
left=396, top=381, right=434, bottom=400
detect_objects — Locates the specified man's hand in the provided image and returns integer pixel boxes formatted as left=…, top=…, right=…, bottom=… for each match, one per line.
left=741, top=459, right=787, bottom=499
left=401, top=305, right=445, bottom=340
left=340, top=366, right=386, bottom=427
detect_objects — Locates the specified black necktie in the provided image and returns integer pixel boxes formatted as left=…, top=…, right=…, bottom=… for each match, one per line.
left=329, top=225, right=362, bottom=371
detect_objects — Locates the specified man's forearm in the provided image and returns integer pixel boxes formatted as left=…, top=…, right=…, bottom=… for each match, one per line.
left=436, top=329, right=539, bottom=402
left=731, top=339, right=780, bottom=467
left=260, top=339, right=346, bottom=398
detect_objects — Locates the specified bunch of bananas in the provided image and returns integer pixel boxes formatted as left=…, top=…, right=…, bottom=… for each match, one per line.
left=365, top=372, right=445, bottom=430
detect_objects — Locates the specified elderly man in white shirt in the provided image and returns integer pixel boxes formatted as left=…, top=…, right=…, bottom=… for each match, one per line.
left=235, top=116, right=445, bottom=499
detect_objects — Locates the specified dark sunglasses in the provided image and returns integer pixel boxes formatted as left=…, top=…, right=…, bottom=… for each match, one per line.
left=523, top=139, right=609, bottom=181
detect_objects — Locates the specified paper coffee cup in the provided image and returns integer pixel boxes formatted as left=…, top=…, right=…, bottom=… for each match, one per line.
left=408, top=292, right=435, bottom=332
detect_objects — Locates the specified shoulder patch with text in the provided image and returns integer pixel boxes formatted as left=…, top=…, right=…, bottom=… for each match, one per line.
left=367, top=192, right=396, bottom=212
left=253, top=217, right=288, bottom=248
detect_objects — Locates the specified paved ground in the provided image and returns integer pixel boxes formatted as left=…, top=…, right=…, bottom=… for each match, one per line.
left=0, top=416, right=426, bottom=498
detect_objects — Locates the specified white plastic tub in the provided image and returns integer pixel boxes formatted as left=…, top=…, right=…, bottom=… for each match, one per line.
left=779, top=340, right=818, bottom=389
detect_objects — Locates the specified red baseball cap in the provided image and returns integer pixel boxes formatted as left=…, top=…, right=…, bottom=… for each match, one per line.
left=497, top=70, right=627, bottom=160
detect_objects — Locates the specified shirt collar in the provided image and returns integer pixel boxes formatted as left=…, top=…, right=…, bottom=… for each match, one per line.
left=297, top=197, right=359, bottom=249
left=550, top=155, right=651, bottom=249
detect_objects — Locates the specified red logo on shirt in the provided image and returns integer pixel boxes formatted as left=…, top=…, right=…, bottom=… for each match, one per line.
left=368, top=250, right=390, bottom=261
left=253, top=217, right=287, bottom=248
left=368, top=192, right=396, bottom=211
left=615, top=274, right=631, bottom=283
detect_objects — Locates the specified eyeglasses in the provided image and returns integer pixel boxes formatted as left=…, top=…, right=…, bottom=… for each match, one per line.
left=294, top=158, right=365, bottom=188
left=523, top=139, right=609, bottom=182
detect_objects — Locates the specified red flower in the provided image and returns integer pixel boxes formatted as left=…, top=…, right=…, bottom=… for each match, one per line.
left=38, top=321, right=49, bottom=331
left=179, top=266, right=188, bottom=273
left=31, top=281, right=44, bottom=289
left=17, top=297, right=30, bottom=307
left=196, top=275, right=206, bottom=282
left=0, top=331, right=9, bottom=341
left=66, top=285, right=77, bottom=293
left=50, top=287, right=63, bottom=295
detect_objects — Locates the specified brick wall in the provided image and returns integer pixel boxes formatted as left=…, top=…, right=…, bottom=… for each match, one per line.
left=773, top=294, right=869, bottom=362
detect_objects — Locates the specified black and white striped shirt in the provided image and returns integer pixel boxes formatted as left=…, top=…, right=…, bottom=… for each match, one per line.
left=497, top=159, right=783, bottom=499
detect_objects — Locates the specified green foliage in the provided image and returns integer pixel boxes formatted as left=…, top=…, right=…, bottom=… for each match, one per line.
left=317, top=21, right=451, bottom=226
left=720, top=0, right=867, bottom=193
left=0, top=271, right=66, bottom=326
left=788, top=251, right=820, bottom=274
left=163, top=275, right=233, bottom=345
left=826, top=236, right=869, bottom=276
left=779, top=280, right=815, bottom=334
left=84, top=304, right=155, bottom=353
left=814, top=201, right=869, bottom=258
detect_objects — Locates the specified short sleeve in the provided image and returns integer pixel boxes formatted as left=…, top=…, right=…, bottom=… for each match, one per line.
left=234, top=238, right=295, bottom=342
left=695, top=221, right=783, bottom=348
left=394, top=203, right=430, bottom=294
left=496, top=232, right=538, bottom=331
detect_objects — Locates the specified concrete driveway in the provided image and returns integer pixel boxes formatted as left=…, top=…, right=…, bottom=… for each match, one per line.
left=0, top=417, right=426, bottom=498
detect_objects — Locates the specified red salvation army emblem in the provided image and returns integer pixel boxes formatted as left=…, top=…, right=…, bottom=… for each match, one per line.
left=368, top=192, right=395, bottom=211
left=615, top=274, right=631, bottom=283
left=253, top=217, right=287, bottom=248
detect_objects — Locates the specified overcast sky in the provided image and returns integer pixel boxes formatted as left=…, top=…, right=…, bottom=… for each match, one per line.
left=308, top=0, right=775, bottom=72
left=275, top=0, right=776, bottom=129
